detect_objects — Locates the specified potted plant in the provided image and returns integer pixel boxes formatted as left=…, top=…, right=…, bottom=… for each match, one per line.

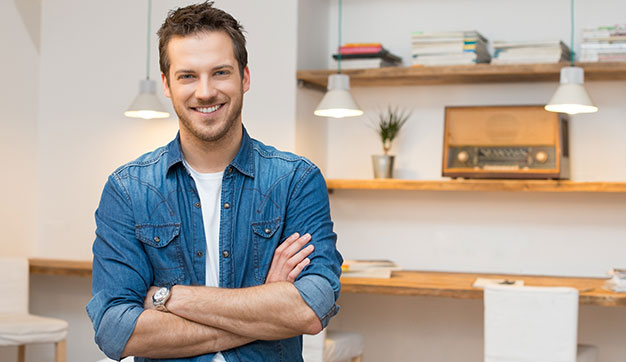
left=371, top=106, right=411, bottom=178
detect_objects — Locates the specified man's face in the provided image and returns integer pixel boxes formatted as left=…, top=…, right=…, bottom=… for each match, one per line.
left=162, top=31, right=250, bottom=144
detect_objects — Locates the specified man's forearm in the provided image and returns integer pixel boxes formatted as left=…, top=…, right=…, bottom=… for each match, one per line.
left=166, top=282, right=322, bottom=340
left=122, top=309, right=253, bottom=358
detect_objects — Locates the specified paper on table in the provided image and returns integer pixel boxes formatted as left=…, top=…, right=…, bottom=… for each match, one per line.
left=473, top=277, right=524, bottom=288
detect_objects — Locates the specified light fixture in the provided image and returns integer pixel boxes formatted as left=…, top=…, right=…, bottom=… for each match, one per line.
left=125, top=0, right=170, bottom=120
left=545, top=0, right=598, bottom=115
left=314, top=0, right=363, bottom=119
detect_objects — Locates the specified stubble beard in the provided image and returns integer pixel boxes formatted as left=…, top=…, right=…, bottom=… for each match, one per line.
left=175, top=92, right=244, bottom=144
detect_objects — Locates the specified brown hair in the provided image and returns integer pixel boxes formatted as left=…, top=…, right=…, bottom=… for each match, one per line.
left=157, top=1, right=247, bottom=82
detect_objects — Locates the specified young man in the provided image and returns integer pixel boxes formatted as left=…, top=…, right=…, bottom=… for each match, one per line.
left=86, top=2, right=342, bottom=361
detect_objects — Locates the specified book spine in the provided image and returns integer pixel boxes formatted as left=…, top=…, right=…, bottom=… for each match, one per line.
left=340, top=46, right=384, bottom=54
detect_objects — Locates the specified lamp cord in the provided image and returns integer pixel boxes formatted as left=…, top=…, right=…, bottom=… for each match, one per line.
left=337, top=0, right=342, bottom=74
left=570, top=0, right=574, bottom=66
left=146, top=0, right=152, bottom=80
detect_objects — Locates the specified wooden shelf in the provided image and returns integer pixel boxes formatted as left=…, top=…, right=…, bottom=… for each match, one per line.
left=29, top=258, right=92, bottom=278
left=326, top=179, right=626, bottom=193
left=341, top=270, right=625, bottom=307
left=297, top=62, right=626, bottom=88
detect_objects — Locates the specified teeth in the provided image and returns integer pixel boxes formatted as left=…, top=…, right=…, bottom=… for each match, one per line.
left=197, top=105, right=220, bottom=113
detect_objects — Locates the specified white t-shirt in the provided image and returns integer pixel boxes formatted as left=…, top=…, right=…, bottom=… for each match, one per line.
left=183, top=160, right=226, bottom=362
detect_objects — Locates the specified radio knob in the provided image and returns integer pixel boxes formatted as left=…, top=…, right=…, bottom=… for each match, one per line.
left=535, top=151, right=548, bottom=164
left=457, top=151, right=470, bottom=163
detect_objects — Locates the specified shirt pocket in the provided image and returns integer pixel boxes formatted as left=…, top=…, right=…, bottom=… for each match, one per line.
left=251, top=217, right=282, bottom=283
left=135, top=223, right=184, bottom=287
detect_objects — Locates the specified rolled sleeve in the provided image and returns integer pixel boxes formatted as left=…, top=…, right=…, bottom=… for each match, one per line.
left=87, top=292, right=143, bottom=360
left=294, top=273, right=339, bottom=329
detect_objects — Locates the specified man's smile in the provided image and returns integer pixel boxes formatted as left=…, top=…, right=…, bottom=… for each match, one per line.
left=193, top=104, right=223, bottom=114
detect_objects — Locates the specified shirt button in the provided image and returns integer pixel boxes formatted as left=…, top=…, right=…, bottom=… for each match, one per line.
left=224, top=203, right=230, bottom=209
left=228, top=167, right=233, bottom=174
left=264, top=228, right=271, bottom=234
left=196, top=251, right=203, bottom=257
left=222, top=250, right=230, bottom=258
left=154, top=236, right=160, bottom=243
left=194, top=202, right=201, bottom=208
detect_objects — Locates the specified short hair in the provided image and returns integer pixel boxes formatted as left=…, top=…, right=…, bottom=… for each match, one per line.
left=157, top=1, right=248, bottom=82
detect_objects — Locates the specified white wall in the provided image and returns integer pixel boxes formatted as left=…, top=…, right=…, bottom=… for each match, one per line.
left=319, top=0, right=626, bottom=361
left=0, top=0, right=39, bottom=257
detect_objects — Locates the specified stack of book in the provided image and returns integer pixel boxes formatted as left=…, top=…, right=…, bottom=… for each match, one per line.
left=491, top=40, right=570, bottom=64
left=411, top=30, right=491, bottom=66
left=580, top=25, right=626, bottom=62
left=332, top=43, right=402, bottom=69
left=341, top=259, right=401, bottom=279
left=605, top=268, right=626, bottom=292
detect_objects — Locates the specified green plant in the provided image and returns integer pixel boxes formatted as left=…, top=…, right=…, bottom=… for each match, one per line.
left=373, top=106, right=411, bottom=155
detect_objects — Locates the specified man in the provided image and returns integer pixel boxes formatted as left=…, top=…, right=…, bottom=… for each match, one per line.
left=86, top=2, right=342, bottom=361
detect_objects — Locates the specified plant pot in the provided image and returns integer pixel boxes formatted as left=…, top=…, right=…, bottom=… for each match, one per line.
left=372, top=155, right=395, bottom=179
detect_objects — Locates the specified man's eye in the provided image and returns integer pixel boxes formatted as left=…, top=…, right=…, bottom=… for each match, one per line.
left=215, top=70, right=230, bottom=76
left=179, top=74, right=194, bottom=80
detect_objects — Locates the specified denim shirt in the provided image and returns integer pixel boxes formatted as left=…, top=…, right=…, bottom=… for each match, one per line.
left=87, top=127, right=342, bottom=361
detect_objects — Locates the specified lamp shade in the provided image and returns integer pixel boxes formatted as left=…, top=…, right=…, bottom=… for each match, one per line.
left=124, top=79, right=170, bottom=119
left=314, top=74, right=363, bottom=118
left=545, top=67, right=598, bottom=115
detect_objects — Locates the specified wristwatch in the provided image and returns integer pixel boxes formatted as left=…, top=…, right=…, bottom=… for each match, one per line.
left=152, top=287, right=171, bottom=312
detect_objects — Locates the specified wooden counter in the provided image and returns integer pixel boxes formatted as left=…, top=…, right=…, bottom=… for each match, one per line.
left=28, top=259, right=624, bottom=307
left=341, top=270, right=624, bottom=307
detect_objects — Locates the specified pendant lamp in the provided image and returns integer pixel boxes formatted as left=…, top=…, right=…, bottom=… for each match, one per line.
left=545, top=0, right=598, bottom=115
left=314, top=0, right=363, bottom=119
left=125, top=0, right=170, bottom=120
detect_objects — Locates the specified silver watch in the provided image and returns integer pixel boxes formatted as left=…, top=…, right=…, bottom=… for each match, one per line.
left=152, top=287, right=171, bottom=312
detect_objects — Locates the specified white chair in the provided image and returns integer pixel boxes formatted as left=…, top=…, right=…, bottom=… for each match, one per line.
left=0, top=257, right=68, bottom=362
left=484, top=284, right=597, bottom=362
left=303, top=328, right=363, bottom=362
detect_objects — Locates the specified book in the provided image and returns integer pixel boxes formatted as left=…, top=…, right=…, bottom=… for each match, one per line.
left=333, top=49, right=402, bottom=63
left=341, top=259, right=401, bottom=279
left=339, top=45, right=384, bottom=54
left=472, top=277, right=524, bottom=288
left=605, top=268, right=626, bottom=292
left=332, top=58, right=399, bottom=69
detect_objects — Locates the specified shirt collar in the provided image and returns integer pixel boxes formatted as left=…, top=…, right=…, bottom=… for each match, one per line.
left=165, top=126, right=255, bottom=178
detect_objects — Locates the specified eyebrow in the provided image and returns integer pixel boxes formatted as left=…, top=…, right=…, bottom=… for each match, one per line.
left=173, top=64, right=235, bottom=76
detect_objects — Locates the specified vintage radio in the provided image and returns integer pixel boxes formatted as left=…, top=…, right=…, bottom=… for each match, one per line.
left=442, top=105, right=569, bottom=179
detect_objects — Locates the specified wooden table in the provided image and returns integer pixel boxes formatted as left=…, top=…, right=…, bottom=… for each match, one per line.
left=341, top=270, right=624, bottom=307
left=29, top=259, right=624, bottom=307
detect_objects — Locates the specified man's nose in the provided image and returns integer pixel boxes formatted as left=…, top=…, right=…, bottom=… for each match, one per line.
left=195, top=77, right=218, bottom=100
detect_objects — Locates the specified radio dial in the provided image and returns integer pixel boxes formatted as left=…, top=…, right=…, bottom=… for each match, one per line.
left=457, top=151, right=469, bottom=163
left=535, top=151, right=548, bottom=164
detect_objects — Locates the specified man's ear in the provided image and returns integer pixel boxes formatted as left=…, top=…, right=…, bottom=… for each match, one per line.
left=242, top=66, right=250, bottom=93
left=161, top=73, right=171, bottom=98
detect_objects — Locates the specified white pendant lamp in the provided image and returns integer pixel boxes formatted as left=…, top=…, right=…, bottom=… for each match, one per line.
left=125, top=0, right=170, bottom=120
left=545, top=0, right=598, bottom=115
left=314, top=0, right=363, bottom=119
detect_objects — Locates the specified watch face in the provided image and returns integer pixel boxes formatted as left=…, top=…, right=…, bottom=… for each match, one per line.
left=154, top=287, right=168, bottom=301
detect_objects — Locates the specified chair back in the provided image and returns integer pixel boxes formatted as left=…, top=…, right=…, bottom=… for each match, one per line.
left=0, top=257, right=29, bottom=314
left=484, top=285, right=579, bottom=362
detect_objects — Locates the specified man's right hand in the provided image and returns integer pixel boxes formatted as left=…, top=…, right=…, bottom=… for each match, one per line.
left=265, top=232, right=314, bottom=283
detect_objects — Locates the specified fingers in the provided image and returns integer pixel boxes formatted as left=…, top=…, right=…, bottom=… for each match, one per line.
left=287, top=257, right=311, bottom=282
left=265, top=232, right=314, bottom=284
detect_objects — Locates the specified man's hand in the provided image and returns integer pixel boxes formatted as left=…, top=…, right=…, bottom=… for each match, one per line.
left=265, top=232, right=313, bottom=283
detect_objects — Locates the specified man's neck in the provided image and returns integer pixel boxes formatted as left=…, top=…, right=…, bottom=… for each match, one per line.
left=179, top=123, right=243, bottom=173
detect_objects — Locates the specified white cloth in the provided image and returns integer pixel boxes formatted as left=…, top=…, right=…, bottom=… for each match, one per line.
left=324, top=330, right=364, bottom=362
left=183, top=160, right=225, bottom=362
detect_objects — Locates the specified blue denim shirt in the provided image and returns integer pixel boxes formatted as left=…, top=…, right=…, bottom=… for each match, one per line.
left=87, top=127, right=342, bottom=361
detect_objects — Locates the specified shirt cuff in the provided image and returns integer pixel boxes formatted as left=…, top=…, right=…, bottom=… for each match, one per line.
left=87, top=292, right=143, bottom=360
left=294, top=275, right=339, bottom=328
